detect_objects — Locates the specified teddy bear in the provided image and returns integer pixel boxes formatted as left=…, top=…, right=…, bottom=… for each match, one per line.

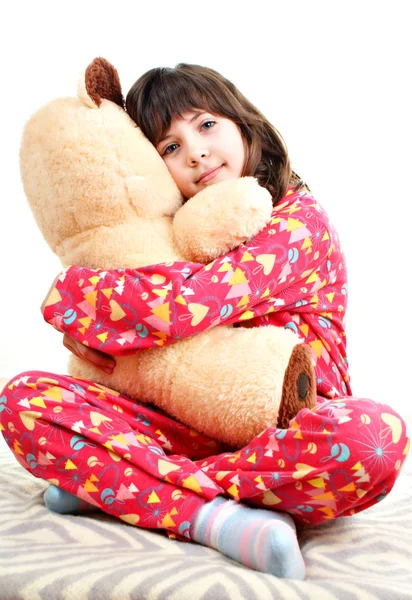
left=19, top=57, right=316, bottom=448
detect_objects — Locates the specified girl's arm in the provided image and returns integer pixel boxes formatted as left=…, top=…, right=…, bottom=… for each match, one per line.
left=43, top=190, right=333, bottom=355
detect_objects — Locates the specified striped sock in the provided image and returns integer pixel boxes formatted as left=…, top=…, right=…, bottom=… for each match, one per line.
left=44, top=485, right=99, bottom=515
left=190, top=497, right=305, bottom=579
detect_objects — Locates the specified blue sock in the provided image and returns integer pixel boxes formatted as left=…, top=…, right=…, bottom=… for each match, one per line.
left=43, top=485, right=100, bottom=515
left=190, top=497, right=305, bottom=579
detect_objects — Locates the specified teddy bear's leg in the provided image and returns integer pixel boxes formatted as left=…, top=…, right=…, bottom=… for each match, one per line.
left=140, top=325, right=317, bottom=447
left=167, top=326, right=318, bottom=447
left=68, top=325, right=316, bottom=448
left=277, top=343, right=317, bottom=429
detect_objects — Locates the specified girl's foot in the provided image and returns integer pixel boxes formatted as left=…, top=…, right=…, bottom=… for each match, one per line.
left=190, top=496, right=305, bottom=579
left=43, top=484, right=99, bottom=514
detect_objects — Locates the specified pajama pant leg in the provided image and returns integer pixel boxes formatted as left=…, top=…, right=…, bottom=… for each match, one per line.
left=197, top=396, right=410, bottom=526
left=2, top=374, right=409, bottom=532
left=0, top=371, right=224, bottom=540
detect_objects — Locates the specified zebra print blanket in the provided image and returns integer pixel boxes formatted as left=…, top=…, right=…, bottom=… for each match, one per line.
left=1, top=424, right=411, bottom=599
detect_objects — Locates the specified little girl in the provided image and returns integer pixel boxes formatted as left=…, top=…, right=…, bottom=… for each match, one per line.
left=1, top=64, right=409, bottom=580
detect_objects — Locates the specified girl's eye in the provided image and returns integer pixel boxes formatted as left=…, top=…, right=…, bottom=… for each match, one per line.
left=163, top=143, right=179, bottom=156
left=201, top=120, right=216, bottom=131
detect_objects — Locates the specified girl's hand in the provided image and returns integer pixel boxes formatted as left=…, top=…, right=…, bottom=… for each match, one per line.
left=63, top=333, right=116, bottom=374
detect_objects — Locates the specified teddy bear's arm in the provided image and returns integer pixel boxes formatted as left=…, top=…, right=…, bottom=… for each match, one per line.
left=172, top=177, right=273, bottom=263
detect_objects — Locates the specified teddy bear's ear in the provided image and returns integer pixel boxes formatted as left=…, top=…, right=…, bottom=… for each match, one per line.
left=77, top=57, right=125, bottom=110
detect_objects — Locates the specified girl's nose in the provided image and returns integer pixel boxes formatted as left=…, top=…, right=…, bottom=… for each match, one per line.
left=187, top=148, right=210, bottom=166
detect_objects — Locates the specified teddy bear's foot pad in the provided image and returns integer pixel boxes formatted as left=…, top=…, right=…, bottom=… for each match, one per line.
left=277, top=344, right=317, bottom=429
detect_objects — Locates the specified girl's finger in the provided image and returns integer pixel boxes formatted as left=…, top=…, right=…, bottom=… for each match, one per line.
left=63, top=334, right=115, bottom=373
left=81, top=345, right=116, bottom=373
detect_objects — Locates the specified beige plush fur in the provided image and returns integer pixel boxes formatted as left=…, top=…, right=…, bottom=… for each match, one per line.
left=20, top=58, right=316, bottom=448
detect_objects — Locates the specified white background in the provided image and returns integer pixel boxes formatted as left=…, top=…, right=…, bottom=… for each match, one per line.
left=1, top=1, right=410, bottom=414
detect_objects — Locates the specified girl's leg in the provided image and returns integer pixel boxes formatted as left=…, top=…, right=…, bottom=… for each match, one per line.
left=0, top=371, right=306, bottom=578
left=196, top=396, right=410, bottom=526
left=0, top=371, right=222, bottom=538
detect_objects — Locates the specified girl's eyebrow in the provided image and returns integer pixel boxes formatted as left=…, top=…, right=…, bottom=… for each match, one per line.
left=158, top=111, right=206, bottom=144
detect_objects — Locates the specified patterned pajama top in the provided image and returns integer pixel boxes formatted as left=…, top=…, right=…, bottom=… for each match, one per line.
left=43, top=187, right=351, bottom=400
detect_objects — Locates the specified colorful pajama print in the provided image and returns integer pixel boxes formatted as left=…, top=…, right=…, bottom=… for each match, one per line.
left=42, top=188, right=351, bottom=400
left=0, top=372, right=409, bottom=539
left=1, top=187, right=409, bottom=538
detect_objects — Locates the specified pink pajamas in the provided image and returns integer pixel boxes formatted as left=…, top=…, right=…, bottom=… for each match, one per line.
left=1, top=372, right=408, bottom=538
left=1, top=187, right=409, bottom=536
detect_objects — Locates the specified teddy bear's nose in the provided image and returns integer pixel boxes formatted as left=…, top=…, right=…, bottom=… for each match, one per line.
left=297, top=372, right=309, bottom=401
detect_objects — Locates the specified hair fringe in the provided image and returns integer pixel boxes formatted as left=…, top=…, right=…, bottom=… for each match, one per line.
left=126, top=64, right=307, bottom=205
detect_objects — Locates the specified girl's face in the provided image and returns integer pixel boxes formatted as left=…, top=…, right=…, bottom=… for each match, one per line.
left=156, top=110, right=246, bottom=199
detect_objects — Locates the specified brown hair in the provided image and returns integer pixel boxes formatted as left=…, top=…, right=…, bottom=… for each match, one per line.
left=126, top=64, right=305, bottom=205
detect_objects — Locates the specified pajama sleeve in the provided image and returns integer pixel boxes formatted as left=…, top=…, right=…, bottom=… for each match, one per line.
left=43, top=190, right=334, bottom=355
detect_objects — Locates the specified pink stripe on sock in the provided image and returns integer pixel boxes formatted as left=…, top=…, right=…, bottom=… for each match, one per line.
left=239, top=519, right=266, bottom=568
left=203, top=504, right=228, bottom=546
left=254, top=520, right=278, bottom=571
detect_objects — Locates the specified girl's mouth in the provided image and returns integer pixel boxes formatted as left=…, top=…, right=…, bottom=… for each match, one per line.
left=197, top=165, right=223, bottom=183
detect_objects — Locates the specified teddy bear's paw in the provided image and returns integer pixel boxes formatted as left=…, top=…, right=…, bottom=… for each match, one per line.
left=172, top=177, right=273, bottom=263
